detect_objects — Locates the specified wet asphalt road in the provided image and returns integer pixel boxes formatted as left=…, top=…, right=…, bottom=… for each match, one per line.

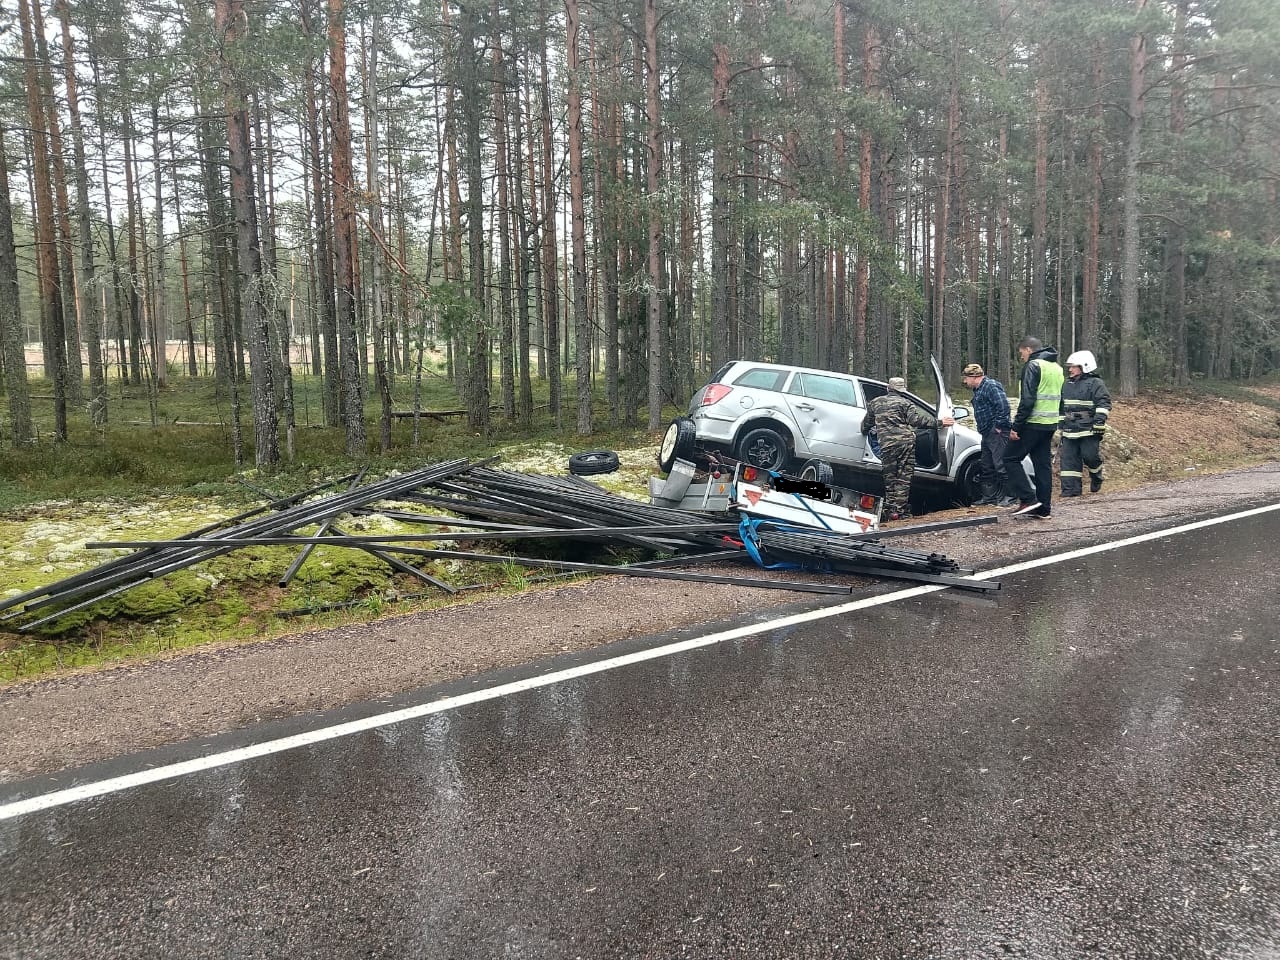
left=1, top=509, right=1278, bottom=959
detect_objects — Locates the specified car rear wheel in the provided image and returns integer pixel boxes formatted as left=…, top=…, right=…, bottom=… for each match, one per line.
left=736, top=426, right=789, bottom=472
left=657, top=418, right=697, bottom=472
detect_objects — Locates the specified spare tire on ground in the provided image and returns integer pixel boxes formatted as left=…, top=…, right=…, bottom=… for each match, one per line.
left=567, top=450, right=621, bottom=476
left=657, top=418, right=697, bottom=472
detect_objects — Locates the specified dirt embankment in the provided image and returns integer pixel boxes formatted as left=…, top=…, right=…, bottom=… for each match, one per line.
left=0, top=386, right=1277, bottom=782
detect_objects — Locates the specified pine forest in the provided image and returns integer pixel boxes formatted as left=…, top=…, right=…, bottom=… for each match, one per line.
left=1, top=0, right=1278, bottom=468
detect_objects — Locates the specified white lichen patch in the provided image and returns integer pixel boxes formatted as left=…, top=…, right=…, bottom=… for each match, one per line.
left=0, top=496, right=239, bottom=595
left=498, top=441, right=574, bottom=474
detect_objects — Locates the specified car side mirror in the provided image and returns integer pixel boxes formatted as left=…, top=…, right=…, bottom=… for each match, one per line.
left=951, top=405, right=972, bottom=421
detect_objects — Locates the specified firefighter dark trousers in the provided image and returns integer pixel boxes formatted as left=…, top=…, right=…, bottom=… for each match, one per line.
left=1060, top=434, right=1103, bottom=496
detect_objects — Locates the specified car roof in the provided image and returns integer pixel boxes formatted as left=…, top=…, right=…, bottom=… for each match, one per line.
left=726, top=360, right=869, bottom=381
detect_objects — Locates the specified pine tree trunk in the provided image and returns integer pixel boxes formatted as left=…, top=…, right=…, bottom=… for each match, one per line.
left=16, top=0, right=68, bottom=440
left=1167, top=1, right=1189, bottom=385
left=217, top=0, right=280, bottom=468
left=167, top=123, right=198, bottom=378
left=32, top=0, right=83, bottom=402
left=1032, top=75, right=1048, bottom=334
left=644, top=0, right=663, bottom=430
left=510, top=75, right=535, bottom=425
left=1119, top=0, right=1148, bottom=398
left=55, top=0, right=106, bottom=422
left=0, top=130, right=34, bottom=445
left=492, top=5, right=516, bottom=423
left=1083, top=42, right=1103, bottom=352
left=710, top=41, right=732, bottom=371
left=150, top=99, right=169, bottom=388
left=300, top=0, right=339, bottom=424
left=600, top=29, right=621, bottom=421
left=327, top=0, right=366, bottom=455
left=566, top=0, right=593, bottom=434
left=538, top=7, right=561, bottom=426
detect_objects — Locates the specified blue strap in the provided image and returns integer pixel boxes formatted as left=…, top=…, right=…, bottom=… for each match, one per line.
left=737, top=516, right=836, bottom=573
left=738, top=516, right=801, bottom=570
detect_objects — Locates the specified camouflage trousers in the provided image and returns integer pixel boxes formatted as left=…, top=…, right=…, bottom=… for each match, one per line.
left=880, top=438, right=917, bottom=516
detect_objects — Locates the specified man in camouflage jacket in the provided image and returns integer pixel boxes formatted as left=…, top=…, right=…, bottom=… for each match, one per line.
left=861, top=377, right=952, bottom=520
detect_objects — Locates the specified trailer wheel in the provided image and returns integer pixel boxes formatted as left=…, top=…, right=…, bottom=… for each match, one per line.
left=799, top=458, right=835, bottom=485
left=657, top=418, right=697, bottom=472
left=568, top=450, right=621, bottom=476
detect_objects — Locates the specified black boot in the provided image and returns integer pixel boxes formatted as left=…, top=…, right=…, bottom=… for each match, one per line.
left=973, top=481, right=999, bottom=506
left=1090, top=473, right=1104, bottom=493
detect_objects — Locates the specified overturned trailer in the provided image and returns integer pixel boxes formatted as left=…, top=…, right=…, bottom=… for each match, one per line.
left=649, top=457, right=883, bottom=536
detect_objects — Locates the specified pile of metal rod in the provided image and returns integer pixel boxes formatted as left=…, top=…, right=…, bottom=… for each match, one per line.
left=746, top=522, right=997, bottom=592
left=2, top=460, right=996, bottom=633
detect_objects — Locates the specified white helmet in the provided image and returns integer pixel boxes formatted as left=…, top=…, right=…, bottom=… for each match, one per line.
left=1065, top=350, right=1097, bottom=374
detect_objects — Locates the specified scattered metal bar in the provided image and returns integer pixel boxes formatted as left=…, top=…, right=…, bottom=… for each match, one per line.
left=303, top=543, right=852, bottom=595
left=8, top=458, right=998, bottom=632
left=835, top=563, right=999, bottom=592
left=87, top=523, right=740, bottom=550
left=326, top=523, right=458, bottom=595
left=279, top=469, right=368, bottom=587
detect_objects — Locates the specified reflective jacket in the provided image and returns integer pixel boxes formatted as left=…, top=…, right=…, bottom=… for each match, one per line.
left=1014, top=347, right=1064, bottom=430
left=1060, top=372, right=1112, bottom=439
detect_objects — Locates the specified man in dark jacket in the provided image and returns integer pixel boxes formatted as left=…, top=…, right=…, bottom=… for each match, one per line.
left=1002, top=336, right=1064, bottom=519
left=1059, top=350, right=1112, bottom=497
left=960, top=362, right=1013, bottom=506
left=861, top=376, right=953, bottom=521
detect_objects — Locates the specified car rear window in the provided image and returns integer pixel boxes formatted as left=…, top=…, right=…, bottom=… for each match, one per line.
left=731, top=367, right=790, bottom=391
left=708, top=362, right=737, bottom=384
left=792, top=372, right=856, bottom=406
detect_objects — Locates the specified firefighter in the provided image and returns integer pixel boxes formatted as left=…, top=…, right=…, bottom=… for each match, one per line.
left=861, top=376, right=954, bottom=521
left=1059, top=350, right=1112, bottom=497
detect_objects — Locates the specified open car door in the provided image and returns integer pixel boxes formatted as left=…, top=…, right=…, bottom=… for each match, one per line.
left=929, top=354, right=955, bottom=476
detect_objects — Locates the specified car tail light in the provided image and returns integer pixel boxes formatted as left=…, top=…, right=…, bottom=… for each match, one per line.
left=700, top=383, right=733, bottom=406
left=859, top=494, right=878, bottom=510
left=741, top=466, right=758, bottom=482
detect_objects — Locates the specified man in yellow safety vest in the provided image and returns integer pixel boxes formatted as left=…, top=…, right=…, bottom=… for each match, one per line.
left=1002, top=336, right=1064, bottom=519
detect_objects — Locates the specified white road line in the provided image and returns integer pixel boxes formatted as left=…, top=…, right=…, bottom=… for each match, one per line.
left=3, top=501, right=1277, bottom=822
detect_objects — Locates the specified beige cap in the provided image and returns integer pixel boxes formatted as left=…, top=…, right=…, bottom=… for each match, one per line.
left=962, top=363, right=984, bottom=377
left=887, top=377, right=907, bottom=391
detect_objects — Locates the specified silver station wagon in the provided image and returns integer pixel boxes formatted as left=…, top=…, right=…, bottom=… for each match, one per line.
left=661, top=356, right=1031, bottom=506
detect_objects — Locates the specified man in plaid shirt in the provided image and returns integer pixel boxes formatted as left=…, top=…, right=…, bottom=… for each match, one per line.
left=961, top=363, right=1014, bottom=506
